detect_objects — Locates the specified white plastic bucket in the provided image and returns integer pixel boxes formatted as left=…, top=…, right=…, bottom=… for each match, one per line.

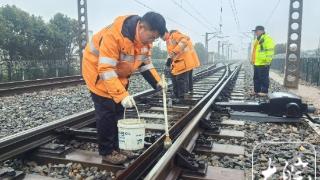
left=118, top=118, right=145, bottom=150
left=117, top=106, right=145, bottom=150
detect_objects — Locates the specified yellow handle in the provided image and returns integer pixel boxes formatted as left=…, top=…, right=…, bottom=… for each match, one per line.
left=162, top=74, right=170, bottom=136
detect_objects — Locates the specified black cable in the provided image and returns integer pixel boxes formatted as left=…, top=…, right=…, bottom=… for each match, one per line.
left=185, top=0, right=219, bottom=32
left=171, top=0, right=216, bottom=32
left=232, top=0, right=241, bottom=30
left=228, top=0, right=240, bottom=31
left=265, top=0, right=281, bottom=26
left=133, top=0, right=201, bottom=34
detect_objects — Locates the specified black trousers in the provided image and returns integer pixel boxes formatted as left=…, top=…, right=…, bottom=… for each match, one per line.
left=188, top=70, right=193, bottom=92
left=172, top=71, right=190, bottom=99
left=91, top=92, right=124, bottom=156
left=253, top=65, right=270, bottom=93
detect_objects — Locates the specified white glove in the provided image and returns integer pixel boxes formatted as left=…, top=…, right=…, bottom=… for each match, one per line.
left=157, top=79, right=168, bottom=90
left=121, top=95, right=136, bottom=108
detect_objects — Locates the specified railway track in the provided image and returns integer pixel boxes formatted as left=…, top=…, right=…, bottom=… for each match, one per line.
left=0, top=63, right=233, bottom=179
left=2, top=62, right=317, bottom=179
left=0, top=64, right=211, bottom=97
left=144, top=64, right=241, bottom=180
left=0, top=75, right=84, bottom=96
left=145, top=67, right=319, bottom=180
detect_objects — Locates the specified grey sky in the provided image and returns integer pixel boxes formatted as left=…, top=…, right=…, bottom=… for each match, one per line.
left=1, top=0, right=320, bottom=59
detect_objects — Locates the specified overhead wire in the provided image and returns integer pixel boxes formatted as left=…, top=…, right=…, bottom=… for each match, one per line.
left=265, top=0, right=281, bottom=27
left=228, top=0, right=240, bottom=31
left=232, top=0, right=241, bottom=30
left=133, top=0, right=201, bottom=35
left=184, top=0, right=219, bottom=32
left=219, top=1, right=223, bottom=32
left=171, top=0, right=217, bottom=32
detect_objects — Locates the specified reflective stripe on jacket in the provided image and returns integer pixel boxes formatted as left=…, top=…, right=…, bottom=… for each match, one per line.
left=166, top=30, right=200, bottom=75
left=82, top=15, right=161, bottom=103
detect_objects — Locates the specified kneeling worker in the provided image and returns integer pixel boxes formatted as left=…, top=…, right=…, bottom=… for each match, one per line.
left=162, top=30, right=200, bottom=102
left=82, top=12, right=167, bottom=164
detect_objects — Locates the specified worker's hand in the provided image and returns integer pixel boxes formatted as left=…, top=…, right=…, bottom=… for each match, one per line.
left=121, top=95, right=136, bottom=108
left=157, top=79, right=168, bottom=90
left=166, top=58, right=172, bottom=67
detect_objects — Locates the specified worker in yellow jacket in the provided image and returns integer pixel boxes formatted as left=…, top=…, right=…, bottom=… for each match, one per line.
left=162, top=30, right=200, bottom=103
left=82, top=12, right=167, bottom=164
left=251, top=26, right=275, bottom=96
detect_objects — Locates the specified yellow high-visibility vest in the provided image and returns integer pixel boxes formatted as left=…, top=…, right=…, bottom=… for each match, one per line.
left=252, top=34, right=275, bottom=66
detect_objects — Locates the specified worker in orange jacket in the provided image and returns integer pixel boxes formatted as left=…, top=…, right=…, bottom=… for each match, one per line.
left=162, top=30, right=200, bottom=103
left=82, top=12, right=167, bottom=164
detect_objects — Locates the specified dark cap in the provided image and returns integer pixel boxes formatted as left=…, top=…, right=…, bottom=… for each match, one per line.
left=252, top=25, right=265, bottom=32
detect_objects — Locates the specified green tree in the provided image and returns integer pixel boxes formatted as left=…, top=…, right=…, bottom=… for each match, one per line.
left=0, top=5, right=45, bottom=80
left=152, top=46, right=167, bottom=59
left=0, top=5, right=49, bottom=59
left=46, top=13, right=78, bottom=75
left=0, top=5, right=48, bottom=80
left=194, top=42, right=207, bottom=64
left=0, top=5, right=79, bottom=81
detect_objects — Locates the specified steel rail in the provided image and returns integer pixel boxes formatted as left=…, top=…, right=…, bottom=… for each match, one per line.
left=0, top=75, right=84, bottom=96
left=117, top=65, right=230, bottom=179
left=144, top=65, right=240, bottom=180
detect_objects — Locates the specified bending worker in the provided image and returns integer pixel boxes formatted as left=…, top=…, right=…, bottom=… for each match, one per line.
left=162, top=30, right=200, bottom=103
left=82, top=12, right=167, bottom=164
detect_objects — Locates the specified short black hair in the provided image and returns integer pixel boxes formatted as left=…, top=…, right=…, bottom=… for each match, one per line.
left=169, top=30, right=177, bottom=34
left=141, top=12, right=167, bottom=36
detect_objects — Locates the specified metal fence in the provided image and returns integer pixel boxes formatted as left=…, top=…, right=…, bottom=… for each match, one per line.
left=0, top=57, right=81, bottom=82
left=0, top=58, right=168, bottom=83
left=271, top=57, right=320, bottom=86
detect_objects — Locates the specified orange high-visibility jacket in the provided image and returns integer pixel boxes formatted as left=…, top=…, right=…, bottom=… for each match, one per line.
left=82, top=15, right=161, bottom=103
left=166, top=30, right=200, bottom=75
